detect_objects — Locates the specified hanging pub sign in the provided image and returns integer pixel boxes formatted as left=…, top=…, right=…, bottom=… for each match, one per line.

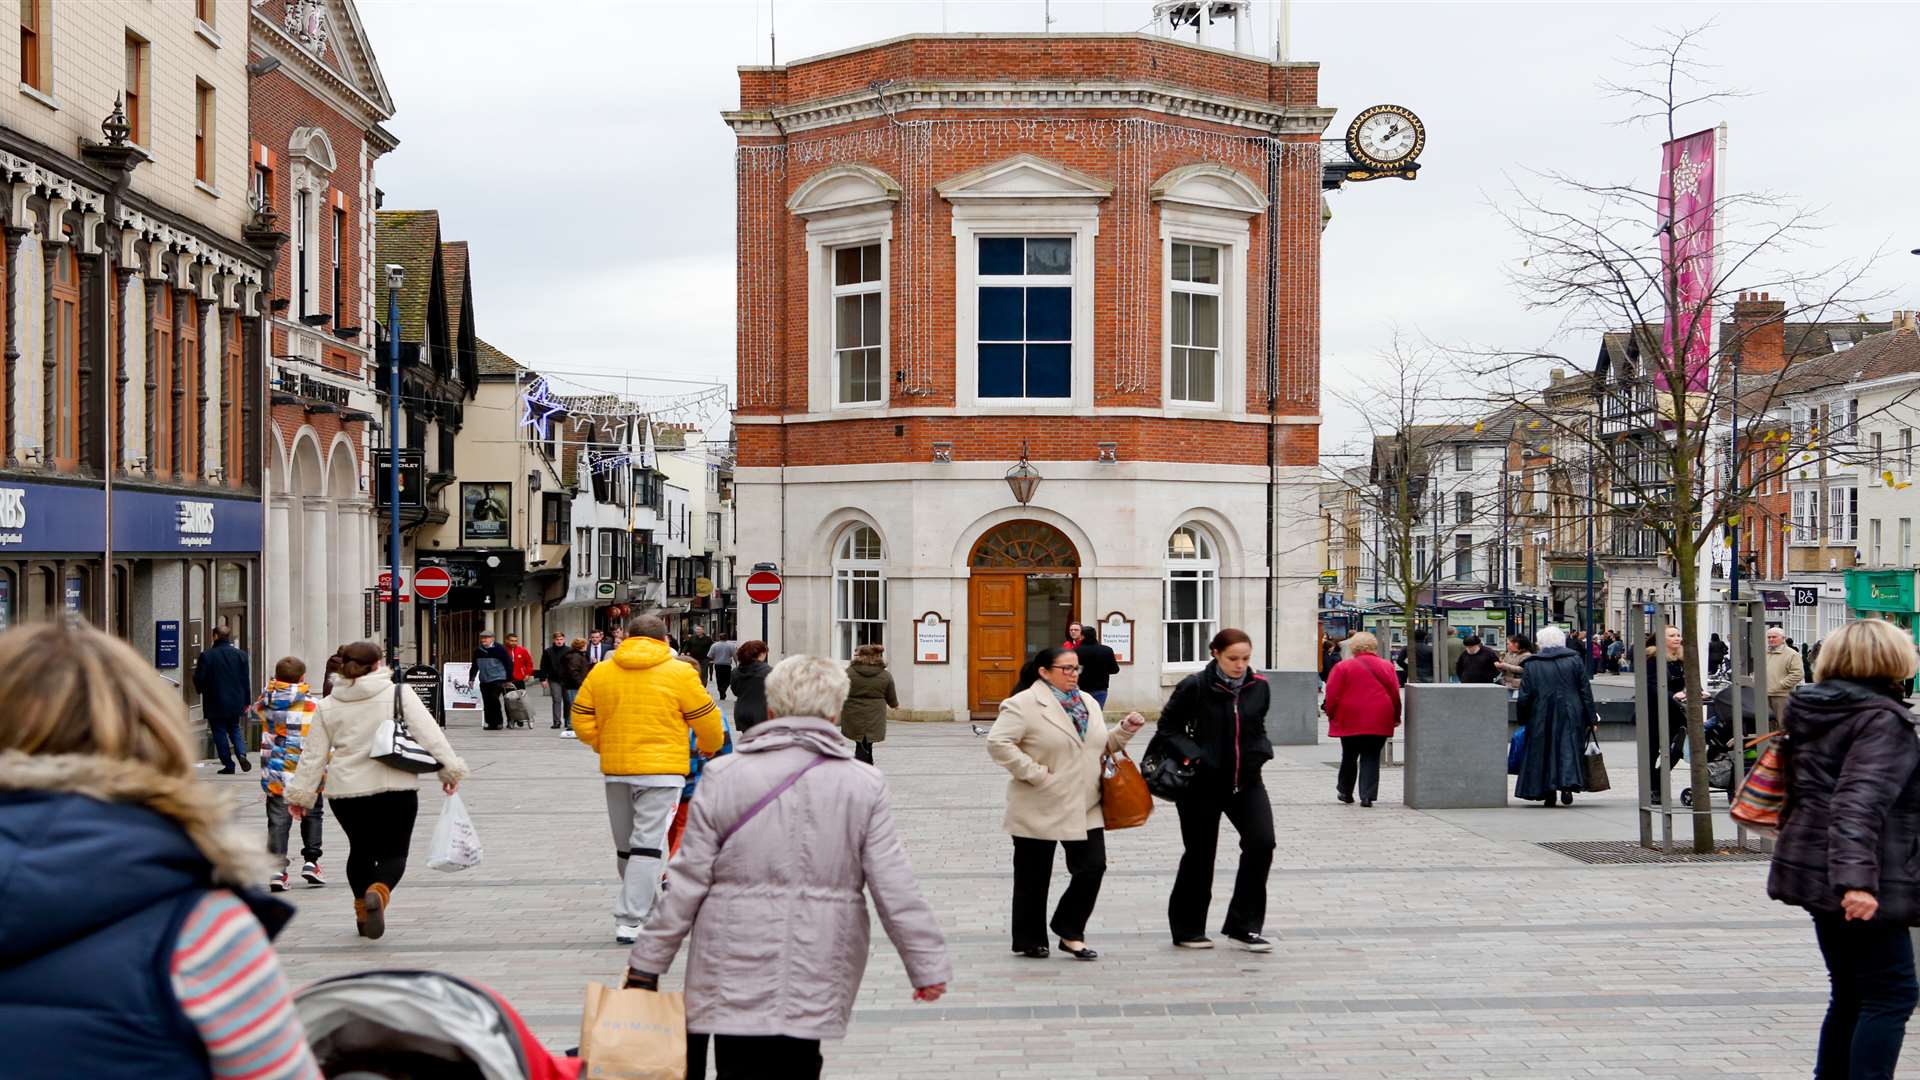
left=914, top=612, right=949, bottom=664
left=1100, top=612, right=1134, bottom=665
left=461, top=482, right=512, bottom=545
left=374, top=449, right=424, bottom=509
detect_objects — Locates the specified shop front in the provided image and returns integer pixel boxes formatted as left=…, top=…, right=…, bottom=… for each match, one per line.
left=1845, top=569, right=1919, bottom=647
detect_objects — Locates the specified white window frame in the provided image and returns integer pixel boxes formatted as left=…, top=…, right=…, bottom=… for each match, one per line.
left=800, top=204, right=892, bottom=414
left=833, top=524, right=887, bottom=661
left=1166, top=240, right=1222, bottom=408
left=1828, top=484, right=1859, bottom=544
left=1902, top=518, right=1913, bottom=566
left=830, top=239, right=887, bottom=408
left=1870, top=518, right=1883, bottom=565
left=1159, top=209, right=1249, bottom=416
left=952, top=204, right=1099, bottom=411
left=1790, top=488, right=1821, bottom=546
left=1163, top=524, right=1219, bottom=670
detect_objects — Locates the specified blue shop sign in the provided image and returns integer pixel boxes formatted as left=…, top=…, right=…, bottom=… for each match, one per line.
left=0, top=481, right=107, bottom=553
left=112, top=490, right=263, bottom=554
left=156, top=620, right=181, bottom=668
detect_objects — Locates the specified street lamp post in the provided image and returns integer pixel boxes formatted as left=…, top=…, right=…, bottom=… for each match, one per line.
left=1585, top=412, right=1598, bottom=675
left=385, top=263, right=404, bottom=667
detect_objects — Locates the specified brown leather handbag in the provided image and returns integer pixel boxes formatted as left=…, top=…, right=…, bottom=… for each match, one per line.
left=1101, top=748, right=1153, bottom=830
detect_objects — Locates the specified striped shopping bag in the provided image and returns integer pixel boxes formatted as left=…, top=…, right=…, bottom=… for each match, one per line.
left=1730, top=732, right=1789, bottom=835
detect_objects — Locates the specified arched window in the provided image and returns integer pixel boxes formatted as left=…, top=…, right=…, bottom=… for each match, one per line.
left=833, top=524, right=885, bottom=660
left=1164, top=523, right=1218, bottom=666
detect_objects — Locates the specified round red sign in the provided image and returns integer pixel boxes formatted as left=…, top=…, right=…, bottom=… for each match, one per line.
left=744, top=570, right=783, bottom=605
left=414, top=566, right=453, bottom=602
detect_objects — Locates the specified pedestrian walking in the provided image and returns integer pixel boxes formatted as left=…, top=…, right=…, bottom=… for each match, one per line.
left=731, top=640, right=773, bottom=732
left=571, top=614, right=725, bottom=945
left=192, top=625, right=253, bottom=773
left=539, top=632, right=571, bottom=729
left=1642, top=625, right=1689, bottom=802
left=1606, top=631, right=1627, bottom=674
left=707, top=633, right=738, bottom=699
left=1320, top=635, right=1344, bottom=683
left=587, top=629, right=611, bottom=663
left=1161, top=629, right=1276, bottom=951
left=556, top=637, right=592, bottom=738
left=1398, top=628, right=1435, bottom=685
left=0, top=621, right=324, bottom=1080
left=1767, top=625, right=1805, bottom=730
left=1498, top=633, right=1534, bottom=691
left=842, top=643, right=897, bottom=765
left=1515, top=625, right=1596, bottom=807
left=1322, top=632, right=1399, bottom=807
left=466, top=631, right=515, bottom=731
left=986, top=646, right=1145, bottom=960
left=1441, top=626, right=1465, bottom=681
left=685, top=625, right=715, bottom=686
left=1709, top=632, right=1729, bottom=677
left=1768, top=619, right=1920, bottom=1080
left=624, top=655, right=951, bottom=1080
left=505, top=633, right=535, bottom=687
left=253, top=657, right=325, bottom=893
left=286, top=642, right=467, bottom=940
left=1455, top=634, right=1500, bottom=684
left=1068, top=617, right=1120, bottom=708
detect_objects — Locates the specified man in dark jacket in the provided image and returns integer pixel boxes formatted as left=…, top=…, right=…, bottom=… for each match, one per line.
left=1068, top=618, right=1120, bottom=707
left=685, top=627, right=715, bottom=685
left=469, top=631, right=515, bottom=731
left=191, top=626, right=252, bottom=773
left=539, top=631, right=572, bottom=730
left=1455, top=635, right=1501, bottom=684
left=1398, top=629, right=1435, bottom=685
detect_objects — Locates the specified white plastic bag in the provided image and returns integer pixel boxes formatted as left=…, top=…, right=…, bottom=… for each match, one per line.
left=427, top=792, right=483, bottom=872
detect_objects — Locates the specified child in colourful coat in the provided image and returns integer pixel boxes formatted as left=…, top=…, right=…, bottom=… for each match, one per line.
left=255, top=656, right=325, bottom=892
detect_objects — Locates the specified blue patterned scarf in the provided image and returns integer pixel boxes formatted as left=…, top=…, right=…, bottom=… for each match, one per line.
left=1051, top=685, right=1089, bottom=739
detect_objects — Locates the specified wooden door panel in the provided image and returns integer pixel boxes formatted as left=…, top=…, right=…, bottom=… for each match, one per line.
left=969, top=574, right=1024, bottom=716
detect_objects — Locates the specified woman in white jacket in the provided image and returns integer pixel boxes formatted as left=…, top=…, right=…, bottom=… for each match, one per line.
left=287, top=641, right=467, bottom=939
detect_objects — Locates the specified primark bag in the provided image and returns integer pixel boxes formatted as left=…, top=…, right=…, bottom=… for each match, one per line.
left=579, top=982, right=686, bottom=1080
left=371, top=683, right=442, bottom=774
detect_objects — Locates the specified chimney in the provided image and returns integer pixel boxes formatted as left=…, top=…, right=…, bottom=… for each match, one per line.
left=1730, top=291, right=1787, bottom=373
left=1894, top=310, right=1917, bottom=332
left=1549, top=368, right=1564, bottom=385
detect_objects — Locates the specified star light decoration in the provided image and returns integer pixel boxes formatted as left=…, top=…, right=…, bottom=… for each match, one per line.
left=519, top=377, right=567, bottom=441
left=1671, top=146, right=1708, bottom=199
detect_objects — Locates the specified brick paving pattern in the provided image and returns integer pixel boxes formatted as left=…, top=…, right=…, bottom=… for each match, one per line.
left=220, top=690, right=1862, bottom=1078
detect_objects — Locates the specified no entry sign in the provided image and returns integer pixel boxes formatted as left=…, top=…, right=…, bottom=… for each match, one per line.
left=414, top=566, right=453, bottom=602
left=744, top=570, right=783, bottom=605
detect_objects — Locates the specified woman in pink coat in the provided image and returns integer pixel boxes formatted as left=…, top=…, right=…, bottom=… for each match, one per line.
left=1322, top=632, right=1401, bottom=807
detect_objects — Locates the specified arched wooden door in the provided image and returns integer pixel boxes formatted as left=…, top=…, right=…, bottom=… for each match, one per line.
left=968, top=520, right=1080, bottom=716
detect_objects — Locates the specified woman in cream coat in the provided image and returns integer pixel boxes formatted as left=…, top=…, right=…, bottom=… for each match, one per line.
left=987, top=646, right=1144, bottom=961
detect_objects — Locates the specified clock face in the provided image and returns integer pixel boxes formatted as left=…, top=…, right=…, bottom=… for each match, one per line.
left=1346, top=105, right=1425, bottom=170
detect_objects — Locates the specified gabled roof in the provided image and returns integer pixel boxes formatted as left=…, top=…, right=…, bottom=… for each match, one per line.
left=1777, top=325, right=1920, bottom=398
left=475, top=338, right=524, bottom=377
left=443, top=241, right=470, bottom=344
left=374, top=210, right=441, bottom=345
left=252, top=0, right=397, bottom=120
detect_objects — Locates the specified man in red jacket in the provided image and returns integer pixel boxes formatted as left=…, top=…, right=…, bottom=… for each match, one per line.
left=1322, top=632, right=1401, bottom=807
left=505, top=634, right=535, bottom=686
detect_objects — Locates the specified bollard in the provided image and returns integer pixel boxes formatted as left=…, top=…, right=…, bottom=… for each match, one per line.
left=1262, top=670, right=1320, bottom=745
left=1403, top=683, right=1510, bottom=809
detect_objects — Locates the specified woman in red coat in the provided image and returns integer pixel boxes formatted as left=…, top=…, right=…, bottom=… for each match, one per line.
left=1322, top=632, right=1401, bottom=807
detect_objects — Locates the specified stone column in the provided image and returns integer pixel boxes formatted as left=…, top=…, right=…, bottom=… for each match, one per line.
left=170, top=284, right=187, bottom=478
left=334, top=500, right=370, bottom=647
left=3, top=225, right=25, bottom=468
left=195, top=298, right=213, bottom=482
left=266, top=495, right=294, bottom=666
left=301, top=495, right=331, bottom=666
left=143, top=276, right=160, bottom=477
left=113, top=266, right=135, bottom=473
left=41, top=237, right=58, bottom=460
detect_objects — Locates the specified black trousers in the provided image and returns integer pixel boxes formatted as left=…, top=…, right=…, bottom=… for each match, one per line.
left=1010, top=830, right=1106, bottom=948
left=1337, top=735, right=1387, bottom=802
left=1813, top=913, right=1918, bottom=1080
left=1168, top=781, right=1275, bottom=941
left=328, top=789, right=419, bottom=898
left=479, top=680, right=507, bottom=729
left=714, top=664, right=732, bottom=699
left=687, top=1033, right=821, bottom=1080
left=853, top=739, right=874, bottom=764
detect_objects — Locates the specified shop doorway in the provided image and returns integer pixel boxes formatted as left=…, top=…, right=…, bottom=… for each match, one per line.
left=967, top=520, right=1080, bottom=717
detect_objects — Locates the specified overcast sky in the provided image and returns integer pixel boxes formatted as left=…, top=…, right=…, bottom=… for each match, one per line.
left=355, top=1, right=1918, bottom=439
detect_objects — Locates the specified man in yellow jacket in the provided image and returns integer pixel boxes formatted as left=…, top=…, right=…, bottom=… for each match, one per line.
left=573, top=614, right=726, bottom=943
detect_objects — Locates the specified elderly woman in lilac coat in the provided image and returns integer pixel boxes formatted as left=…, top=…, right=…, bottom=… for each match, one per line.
left=623, top=654, right=951, bottom=1080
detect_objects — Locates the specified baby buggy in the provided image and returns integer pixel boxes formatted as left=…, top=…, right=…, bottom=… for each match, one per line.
left=1676, top=683, right=1764, bottom=808
left=296, top=970, right=580, bottom=1080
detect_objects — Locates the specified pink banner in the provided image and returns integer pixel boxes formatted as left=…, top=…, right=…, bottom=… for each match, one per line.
left=1658, top=128, right=1716, bottom=394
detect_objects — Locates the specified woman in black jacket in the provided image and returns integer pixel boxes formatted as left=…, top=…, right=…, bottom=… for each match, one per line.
left=729, top=639, right=773, bottom=731
left=1641, top=625, right=1689, bottom=803
left=1767, top=619, right=1920, bottom=1080
left=1514, top=626, right=1594, bottom=806
left=1159, top=628, right=1275, bottom=952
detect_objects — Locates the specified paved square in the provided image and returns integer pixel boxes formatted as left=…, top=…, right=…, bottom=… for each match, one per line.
left=221, top=690, right=1868, bottom=1078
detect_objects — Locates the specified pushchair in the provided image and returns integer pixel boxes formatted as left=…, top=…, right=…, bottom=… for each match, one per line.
left=296, top=970, right=581, bottom=1080
left=1676, top=684, right=1764, bottom=808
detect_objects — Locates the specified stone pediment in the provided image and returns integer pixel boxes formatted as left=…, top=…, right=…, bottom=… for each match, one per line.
left=786, top=164, right=901, bottom=217
left=935, top=154, right=1113, bottom=204
left=1150, top=162, right=1268, bottom=216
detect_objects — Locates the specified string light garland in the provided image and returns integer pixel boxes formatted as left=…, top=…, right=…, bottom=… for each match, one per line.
left=735, top=114, right=1323, bottom=407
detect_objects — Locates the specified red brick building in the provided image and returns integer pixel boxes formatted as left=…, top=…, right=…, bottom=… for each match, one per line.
left=727, top=30, right=1333, bottom=717
left=249, top=0, right=396, bottom=666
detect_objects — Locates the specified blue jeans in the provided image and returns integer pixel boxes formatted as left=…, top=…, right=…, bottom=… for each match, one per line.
left=209, top=715, right=245, bottom=768
left=1090, top=691, right=1108, bottom=708
left=1813, top=912, right=1918, bottom=1080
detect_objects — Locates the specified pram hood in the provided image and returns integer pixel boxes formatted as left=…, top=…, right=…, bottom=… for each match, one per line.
left=296, top=969, right=579, bottom=1080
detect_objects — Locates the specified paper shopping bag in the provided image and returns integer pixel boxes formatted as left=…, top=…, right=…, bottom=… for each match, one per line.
left=580, top=982, right=687, bottom=1080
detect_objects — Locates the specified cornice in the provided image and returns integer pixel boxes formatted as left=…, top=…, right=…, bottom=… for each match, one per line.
left=724, top=83, right=1336, bottom=138
left=745, top=31, right=1321, bottom=73
left=251, top=13, right=393, bottom=127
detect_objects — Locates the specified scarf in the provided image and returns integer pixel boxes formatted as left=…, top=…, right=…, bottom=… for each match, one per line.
left=1051, top=685, right=1089, bottom=739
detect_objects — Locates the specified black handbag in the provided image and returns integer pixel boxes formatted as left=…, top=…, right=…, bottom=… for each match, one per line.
left=1141, top=727, right=1204, bottom=801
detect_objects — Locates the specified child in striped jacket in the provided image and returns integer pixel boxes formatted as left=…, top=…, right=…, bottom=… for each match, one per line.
left=254, top=657, right=325, bottom=893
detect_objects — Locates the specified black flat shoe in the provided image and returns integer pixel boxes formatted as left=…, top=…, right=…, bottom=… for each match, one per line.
left=1360, top=800, right=1373, bottom=808
left=1560, top=790, right=1574, bottom=805
left=1012, top=945, right=1050, bottom=959
left=1057, top=939, right=1098, bottom=961
left=1337, top=794, right=1355, bottom=804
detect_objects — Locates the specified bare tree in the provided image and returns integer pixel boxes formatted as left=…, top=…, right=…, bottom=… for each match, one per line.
left=1472, top=25, right=1896, bottom=850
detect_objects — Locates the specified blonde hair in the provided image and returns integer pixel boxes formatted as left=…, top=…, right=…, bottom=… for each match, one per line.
left=1346, top=632, right=1380, bottom=656
left=765, top=654, right=851, bottom=721
left=0, top=621, right=195, bottom=770
left=1813, top=619, right=1919, bottom=684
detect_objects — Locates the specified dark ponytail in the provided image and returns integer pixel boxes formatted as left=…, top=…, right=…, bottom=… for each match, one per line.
left=333, top=640, right=383, bottom=681
left=1208, top=628, right=1252, bottom=655
left=1015, top=646, right=1069, bottom=694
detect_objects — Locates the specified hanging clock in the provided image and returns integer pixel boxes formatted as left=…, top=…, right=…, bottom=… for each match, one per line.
left=1343, top=104, right=1425, bottom=177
